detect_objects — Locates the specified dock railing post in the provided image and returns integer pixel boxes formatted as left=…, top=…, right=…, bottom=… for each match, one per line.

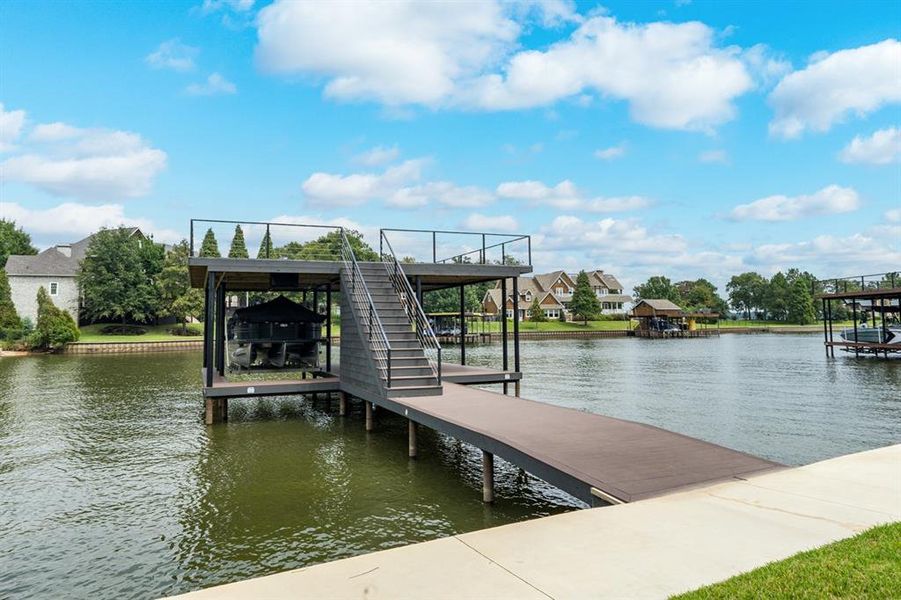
left=432, top=231, right=437, bottom=263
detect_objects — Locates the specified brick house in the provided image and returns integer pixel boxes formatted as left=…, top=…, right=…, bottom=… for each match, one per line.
left=482, top=270, right=632, bottom=321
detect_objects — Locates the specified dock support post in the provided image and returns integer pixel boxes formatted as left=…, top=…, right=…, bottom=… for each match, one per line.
left=204, top=272, right=215, bottom=388
left=204, top=398, right=227, bottom=425
left=216, top=282, right=226, bottom=376
left=365, top=401, right=374, bottom=431
left=822, top=298, right=829, bottom=358
left=338, top=391, right=347, bottom=416
left=408, top=420, right=417, bottom=458
left=482, top=450, right=494, bottom=503
left=460, top=284, right=466, bottom=365
left=416, top=277, right=423, bottom=307
left=512, top=276, right=520, bottom=375
left=326, top=283, right=332, bottom=373
left=501, top=277, right=508, bottom=394
left=205, top=398, right=214, bottom=425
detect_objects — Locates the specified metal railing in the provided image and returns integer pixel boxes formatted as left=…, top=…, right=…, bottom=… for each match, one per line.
left=379, top=228, right=531, bottom=266
left=380, top=231, right=442, bottom=383
left=816, top=272, right=899, bottom=295
left=340, top=230, right=393, bottom=389
left=189, top=218, right=344, bottom=260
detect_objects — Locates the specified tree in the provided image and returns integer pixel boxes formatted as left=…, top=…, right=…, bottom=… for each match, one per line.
left=727, top=272, right=767, bottom=319
left=199, top=228, right=221, bottom=258
left=157, top=241, right=204, bottom=333
left=228, top=225, right=249, bottom=259
left=570, top=270, right=601, bottom=325
left=765, top=272, right=790, bottom=321
left=78, top=229, right=158, bottom=323
left=30, top=286, right=79, bottom=350
left=0, top=269, right=23, bottom=337
left=0, top=219, right=37, bottom=268
left=257, top=229, right=273, bottom=259
left=787, top=278, right=816, bottom=325
left=676, top=278, right=728, bottom=314
left=634, top=276, right=681, bottom=304
left=528, top=296, right=547, bottom=322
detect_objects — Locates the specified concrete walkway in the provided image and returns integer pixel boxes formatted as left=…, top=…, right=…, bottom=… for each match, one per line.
left=169, top=444, right=900, bottom=599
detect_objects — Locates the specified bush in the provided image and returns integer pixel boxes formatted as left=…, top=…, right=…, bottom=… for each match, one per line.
left=168, top=322, right=203, bottom=336
left=30, top=287, right=79, bottom=351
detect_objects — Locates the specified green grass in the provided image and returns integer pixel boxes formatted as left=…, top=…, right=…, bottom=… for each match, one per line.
left=77, top=323, right=201, bottom=343
left=722, top=320, right=842, bottom=328
left=672, top=522, right=901, bottom=600
left=477, top=319, right=635, bottom=332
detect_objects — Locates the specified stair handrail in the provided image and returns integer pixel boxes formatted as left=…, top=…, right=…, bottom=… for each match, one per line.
left=339, top=229, right=393, bottom=388
left=380, top=231, right=442, bottom=383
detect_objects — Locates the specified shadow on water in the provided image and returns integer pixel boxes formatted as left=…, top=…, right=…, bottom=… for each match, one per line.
left=1, top=334, right=898, bottom=598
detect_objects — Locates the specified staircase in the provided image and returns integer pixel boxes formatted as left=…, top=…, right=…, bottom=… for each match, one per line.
left=357, top=263, right=442, bottom=397
left=338, top=230, right=442, bottom=399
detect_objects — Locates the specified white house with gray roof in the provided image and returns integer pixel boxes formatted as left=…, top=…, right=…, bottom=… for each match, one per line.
left=5, top=228, right=144, bottom=324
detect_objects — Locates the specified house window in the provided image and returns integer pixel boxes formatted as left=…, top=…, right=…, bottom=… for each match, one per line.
left=545, top=308, right=559, bottom=319
left=506, top=309, right=513, bottom=319
left=525, top=291, right=532, bottom=301
left=49, top=282, right=59, bottom=296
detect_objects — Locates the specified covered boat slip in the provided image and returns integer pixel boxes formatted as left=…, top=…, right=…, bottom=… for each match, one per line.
left=817, top=272, right=901, bottom=358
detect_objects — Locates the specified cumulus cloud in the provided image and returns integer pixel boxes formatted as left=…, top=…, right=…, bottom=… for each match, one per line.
left=699, top=149, right=728, bottom=163
left=353, top=145, right=400, bottom=167
left=497, top=179, right=650, bottom=212
left=390, top=182, right=493, bottom=209
left=186, top=73, right=237, bottom=96
left=594, top=144, right=626, bottom=160
left=256, top=0, right=518, bottom=105
left=460, top=212, right=519, bottom=232
left=202, top=0, right=254, bottom=12
left=839, top=127, right=901, bottom=165
left=145, top=39, right=199, bottom=72
left=886, top=208, right=901, bottom=223
left=747, top=232, right=901, bottom=275
left=254, top=3, right=755, bottom=131
left=0, top=201, right=181, bottom=244
left=729, top=185, right=860, bottom=222
left=0, top=112, right=167, bottom=200
left=0, top=103, right=26, bottom=152
left=302, top=159, right=427, bottom=207
left=768, top=39, right=901, bottom=138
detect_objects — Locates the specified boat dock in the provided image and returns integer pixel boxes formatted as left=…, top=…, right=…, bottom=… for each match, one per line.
left=818, top=272, right=900, bottom=358
left=189, top=220, right=782, bottom=506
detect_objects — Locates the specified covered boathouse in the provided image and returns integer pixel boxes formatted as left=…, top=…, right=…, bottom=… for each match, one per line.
left=818, top=272, right=901, bottom=358
left=188, top=220, right=779, bottom=506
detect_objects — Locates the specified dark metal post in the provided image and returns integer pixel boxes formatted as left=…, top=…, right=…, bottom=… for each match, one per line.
left=512, top=276, right=520, bottom=373
left=880, top=294, right=888, bottom=358
left=501, top=243, right=506, bottom=265
left=481, top=233, right=486, bottom=264
left=527, top=237, right=532, bottom=266
left=432, top=231, right=436, bottom=263
left=501, top=277, right=509, bottom=394
left=326, top=283, right=332, bottom=373
left=313, top=290, right=319, bottom=315
left=827, top=299, right=835, bottom=357
left=822, top=298, right=828, bottom=358
left=416, top=277, right=423, bottom=307
left=216, top=282, right=226, bottom=375
left=852, top=299, right=859, bottom=357
left=189, top=220, right=194, bottom=256
left=205, top=272, right=215, bottom=388
left=265, top=224, right=270, bottom=258
left=460, top=284, right=466, bottom=365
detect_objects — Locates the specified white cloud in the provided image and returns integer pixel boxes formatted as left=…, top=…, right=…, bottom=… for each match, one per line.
left=254, top=4, right=754, bottom=131
left=839, top=127, right=901, bottom=165
left=301, top=159, right=427, bottom=206
left=729, top=185, right=860, bottom=222
left=186, top=73, right=237, bottom=96
left=353, top=145, right=400, bottom=167
left=768, top=39, right=901, bottom=138
left=256, top=0, right=518, bottom=105
left=460, top=213, right=519, bottom=232
left=886, top=208, right=901, bottom=223
left=391, top=181, right=493, bottom=209
left=0, top=201, right=181, bottom=244
left=699, top=149, right=728, bottom=164
left=0, top=103, right=26, bottom=152
left=747, top=232, right=901, bottom=276
left=0, top=117, right=167, bottom=200
left=145, top=39, right=199, bottom=72
left=497, top=179, right=650, bottom=212
left=202, top=0, right=254, bottom=13
left=467, top=16, right=753, bottom=130
left=594, top=144, right=626, bottom=160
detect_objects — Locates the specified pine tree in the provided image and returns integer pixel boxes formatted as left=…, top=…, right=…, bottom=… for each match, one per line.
left=570, top=270, right=601, bottom=325
left=787, top=279, right=816, bottom=325
left=528, top=296, right=547, bottom=322
left=199, top=228, right=221, bottom=258
left=0, top=269, right=23, bottom=336
left=257, top=230, right=273, bottom=259
left=228, top=225, right=249, bottom=259
left=31, top=286, right=79, bottom=350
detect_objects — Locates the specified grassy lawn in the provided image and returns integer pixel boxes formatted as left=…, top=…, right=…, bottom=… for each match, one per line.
left=722, top=320, right=849, bottom=328
left=477, top=319, right=635, bottom=332
left=673, top=522, right=901, bottom=600
left=77, top=323, right=201, bottom=343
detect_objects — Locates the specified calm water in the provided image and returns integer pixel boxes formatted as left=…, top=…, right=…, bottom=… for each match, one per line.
left=1, top=334, right=899, bottom=599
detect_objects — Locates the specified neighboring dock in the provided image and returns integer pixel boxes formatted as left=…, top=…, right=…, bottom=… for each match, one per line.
left=167, top=444, right=901, bottom=600
left=818, top=272, right=900, bottom=358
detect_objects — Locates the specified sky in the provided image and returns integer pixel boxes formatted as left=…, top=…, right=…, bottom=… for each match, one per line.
left=0, top=0, right=899, bottom=292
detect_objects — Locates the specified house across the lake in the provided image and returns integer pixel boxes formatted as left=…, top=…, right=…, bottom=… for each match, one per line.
left=482, top=270, right=632, bottom=321
left=5, top=228, right=146, bottom=324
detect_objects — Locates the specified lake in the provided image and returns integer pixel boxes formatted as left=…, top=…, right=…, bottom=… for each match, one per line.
left=1, top=334, right=898, bottom=599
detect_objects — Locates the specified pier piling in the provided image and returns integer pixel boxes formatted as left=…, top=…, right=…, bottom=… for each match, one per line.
left=482, top=450, right=495, bottom=503
left=408, top=420, right=417, bottom=458
left=365, top=402, right=374, bottom=432
left=338, top=392, right=347, bottom=417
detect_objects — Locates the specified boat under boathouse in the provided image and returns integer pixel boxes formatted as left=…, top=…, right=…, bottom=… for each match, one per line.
left=818, top=272, right=901, bottom=358
left=188, top=220, right=780, bottom=506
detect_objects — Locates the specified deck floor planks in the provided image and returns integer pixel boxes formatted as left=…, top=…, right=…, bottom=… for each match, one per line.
left=394, top=383, right=782, bottom=503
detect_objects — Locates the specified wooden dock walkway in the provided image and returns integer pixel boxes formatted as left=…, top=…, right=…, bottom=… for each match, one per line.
left=378, top=383, right=782, bottom=505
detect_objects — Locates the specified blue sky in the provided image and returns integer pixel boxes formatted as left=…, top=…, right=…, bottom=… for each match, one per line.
left=1, top=0, right=899, bottom=291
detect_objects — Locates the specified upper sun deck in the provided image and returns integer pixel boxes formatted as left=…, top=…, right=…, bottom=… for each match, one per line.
left=815, top=272, right=900, bottom=301
left=187, top=220, right=533, bottom=291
